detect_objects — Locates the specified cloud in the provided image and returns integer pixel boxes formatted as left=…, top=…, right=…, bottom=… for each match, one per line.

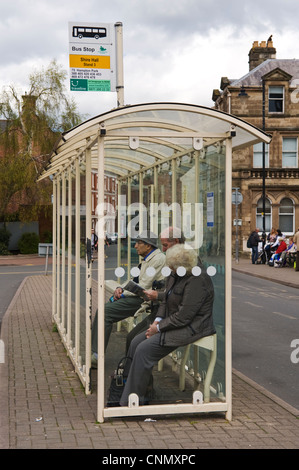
left=1, top=0, right=299, bottom=119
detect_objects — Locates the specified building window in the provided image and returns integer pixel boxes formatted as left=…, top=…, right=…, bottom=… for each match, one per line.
left=282, top=137, right=298, bottom=167
left=256, top=197, right=271, bottom=232
left=269, top=85, right=284, bottom=113
left=253, top=142, right=269, bottom=168
left=279, top=198, right=294, bottom=234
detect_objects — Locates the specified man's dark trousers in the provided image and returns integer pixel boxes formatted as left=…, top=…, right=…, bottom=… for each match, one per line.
left=92, top=296, right=143, bottom=352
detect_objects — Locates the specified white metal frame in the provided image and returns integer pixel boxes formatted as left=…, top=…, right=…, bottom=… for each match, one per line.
left=38, top=103, right=271, bottom=423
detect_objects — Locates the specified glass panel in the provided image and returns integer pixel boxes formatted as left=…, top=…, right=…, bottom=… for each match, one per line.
left=104, top=105, right=268, bottom=152
left=80, top=172, right=86, bottom=366
left=256, top=215, right=271, bottom=232
left=197, top=144, right=226, bottom=399
left=129, top=174, right=141, bottom=266
left=103, top=139, right=226, bottom=408
left=269, top=86, right=283, bottom=113
left=57, top=179, right=62, bottom=326
left=176, top=154, right=196, bottom=241
left=253, top=142, right=269, bottom=168
left=269, top=86, right=283, bottom=96
left=157, top=163, right=173, bottom=234
left=58, top=176, right=69, bottom=334
left=279, top=215, right=293, bottom=233
left=283, top=155, right=297, bottom=167
left=282, top=138, right=297, bottom=167
left=118, top=183, right=130, bottom=280
left=71, top=173, right=76, bottom=352
left=256, top=198, right=271, bottom=232
left=61, top=178, right=68, bottom=334
left=283, top=138, right=297, bottom=151
left=66, top=175, right=72, bottom=349
left=142, top=170, right=155, bottom=233
left=279, top=198, right=293, bottom=213
left=256, top=197, right=271, bottom=214
left=279, top=198, right=294, bottom=232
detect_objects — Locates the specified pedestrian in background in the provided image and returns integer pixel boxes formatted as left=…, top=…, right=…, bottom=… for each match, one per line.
left=249, top=228, right=261, bottom=264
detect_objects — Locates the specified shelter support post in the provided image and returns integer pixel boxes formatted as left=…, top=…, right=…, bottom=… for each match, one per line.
left=67, top=167, right=72, bottom=348
left=61, top=173, right=66, bottom=332
left=97, top=133, right=106, bottom=423
left=85, top=147, right=92, bottom=394
left=56, top=178, right=61, bottom=325
left=225, top=137, right=233, bottom=421
left=52, top=179, right=57, bottom=322
left=75, top=160, right=80, bottom=363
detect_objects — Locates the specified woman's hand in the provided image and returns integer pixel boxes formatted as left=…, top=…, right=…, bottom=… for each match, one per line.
left=146, top=321, right=159, bottom=338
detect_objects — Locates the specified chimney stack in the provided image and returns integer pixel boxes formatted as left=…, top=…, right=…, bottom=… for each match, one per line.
left=22, top=94, right=37, bottom=112
left=248, top=37, right=276, bottom=71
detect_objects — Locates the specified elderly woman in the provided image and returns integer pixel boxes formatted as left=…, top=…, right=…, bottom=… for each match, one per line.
left=119, top=244, right=215, bottom=406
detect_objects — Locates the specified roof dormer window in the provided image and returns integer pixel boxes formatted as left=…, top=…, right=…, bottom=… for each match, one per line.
left=269, top=85, right=284, bottom=113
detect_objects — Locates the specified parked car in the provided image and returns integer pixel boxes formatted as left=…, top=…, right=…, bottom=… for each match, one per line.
left=106, top=232, right=118, bottom=244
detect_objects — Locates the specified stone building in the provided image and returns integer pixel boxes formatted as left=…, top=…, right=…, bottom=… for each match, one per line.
left=212, top=38, right=299, bottom=255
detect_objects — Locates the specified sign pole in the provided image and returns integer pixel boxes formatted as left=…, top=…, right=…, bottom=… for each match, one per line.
left=115, top=22, right=124, bottom=107
left=232, top=188, right=242, bottom=264
left=235, top=188, right=239, bottom=263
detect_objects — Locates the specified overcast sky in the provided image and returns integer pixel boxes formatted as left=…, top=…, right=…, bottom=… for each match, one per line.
left=1, top=0, right=299, bottom=120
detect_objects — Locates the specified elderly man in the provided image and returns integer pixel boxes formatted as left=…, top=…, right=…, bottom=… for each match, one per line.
left=125, top=227, right=186, bottom=352
left=91, top=231, right=165, bottom=360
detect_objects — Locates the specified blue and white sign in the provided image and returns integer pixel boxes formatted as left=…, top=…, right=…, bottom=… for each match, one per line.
left=207, top=192, right=214, bottom=227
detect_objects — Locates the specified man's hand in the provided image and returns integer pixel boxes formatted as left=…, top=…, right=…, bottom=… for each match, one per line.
left=144, top=289, right=158, bottom=301
left=113, top=287, right=123, bottom=300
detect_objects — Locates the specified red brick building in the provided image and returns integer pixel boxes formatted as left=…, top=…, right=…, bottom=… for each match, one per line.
left=91, top=171, right=117, bottom=233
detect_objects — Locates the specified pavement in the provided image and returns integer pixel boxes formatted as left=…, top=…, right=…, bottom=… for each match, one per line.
left=0, top=253, right=299, bottom=450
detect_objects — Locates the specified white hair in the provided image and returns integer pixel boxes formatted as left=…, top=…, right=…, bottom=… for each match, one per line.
left=165, top=244, right=198, bottom=274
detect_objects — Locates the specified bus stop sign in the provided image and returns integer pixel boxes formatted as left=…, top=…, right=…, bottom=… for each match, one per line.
left=68, top=22, right=116, bottom=92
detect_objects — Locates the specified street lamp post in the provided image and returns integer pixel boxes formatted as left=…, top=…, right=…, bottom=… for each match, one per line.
left=262, top=79, right=266, bottom=236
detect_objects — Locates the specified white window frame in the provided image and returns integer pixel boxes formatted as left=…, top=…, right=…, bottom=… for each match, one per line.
left=279, top=197, right=294, bottom=235
left=253, top=142, right=269, bottom=168
left=268, top=85, right=284, bottom=113
left=282, top=137, right=298, bottom=168
left=256, top=197, right=271, bottom=232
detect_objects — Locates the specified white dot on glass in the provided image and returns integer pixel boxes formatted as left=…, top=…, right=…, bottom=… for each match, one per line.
left=130, top=267, right=140, bottom=277
left=192, top=266, right=202, bottom=276
left=177, top=266, right=186, bottom=277
left=161, top=266, right=171, bottom=277
left=146, top=267, right=156, bottom=277
left=114, top=267, right=125, bottom=277
left=207, top=266, right=217, bottom=277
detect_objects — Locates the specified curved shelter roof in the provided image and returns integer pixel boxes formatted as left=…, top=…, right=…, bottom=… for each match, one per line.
left=39, top=102, right=271, bottom=181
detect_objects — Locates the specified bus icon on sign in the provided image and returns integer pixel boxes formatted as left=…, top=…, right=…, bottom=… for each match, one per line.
left=73, top=26, right=107, bottom=39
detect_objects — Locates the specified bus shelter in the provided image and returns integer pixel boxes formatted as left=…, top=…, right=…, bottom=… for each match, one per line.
left=38, top=103, right=271, bottom=423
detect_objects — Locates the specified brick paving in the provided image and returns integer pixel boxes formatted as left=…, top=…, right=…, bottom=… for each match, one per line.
left=0, top=256, right=299, bottom=449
